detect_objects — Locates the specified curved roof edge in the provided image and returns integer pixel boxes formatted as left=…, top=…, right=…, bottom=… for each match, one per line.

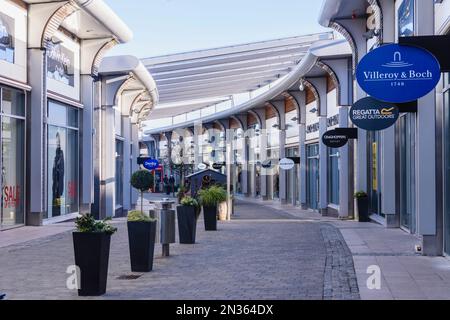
left=143, top=39, right=351, bottom=136
left=76, top=0, right=133, bottom=43
left=318, top=0, right=342, bottom=27
left=99, top=55, right=159, bottom=106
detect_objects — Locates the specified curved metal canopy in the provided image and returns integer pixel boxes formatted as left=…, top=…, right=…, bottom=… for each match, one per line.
left=142, top=32, right=333, bottom=120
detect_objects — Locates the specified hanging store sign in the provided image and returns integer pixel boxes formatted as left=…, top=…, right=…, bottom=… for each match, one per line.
left=212, top=162, right=225, bottom=170
left=261, top=160, right=274, bottom=169
left=279, top=158, right=295, bottom=171
left=356, top=44, right=440, bottom=103
left=197, top=163, right=208, bottom=170
left=350, top=97, right=400, bottom=131
left=143, top=158, right=159, bottom=171
left=322, top=130, right=349, bottom=148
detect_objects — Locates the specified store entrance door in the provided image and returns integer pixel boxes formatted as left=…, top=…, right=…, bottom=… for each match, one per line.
left=307, top=144, right=319, bottom=210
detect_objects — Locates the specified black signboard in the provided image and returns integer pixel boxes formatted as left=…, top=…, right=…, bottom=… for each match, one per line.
left=350, top=97, right=400, bottom=131
left=212, top=162, right=225, bottom=170
left=322, top=130, right=349, bottom=148
left=137, top=157, right=151, bottom=166
left=262, top=160, right=274, bottom=169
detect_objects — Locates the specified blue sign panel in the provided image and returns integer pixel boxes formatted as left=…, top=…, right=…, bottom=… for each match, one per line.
left=356, top=44, right=440, bottom=103
left=350, top=97, right=400, bottom=131
left=143, top=159, right=159, bottom=171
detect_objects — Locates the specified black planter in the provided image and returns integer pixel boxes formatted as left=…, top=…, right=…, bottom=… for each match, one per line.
left=203, top=206, right=218, bottom=231
left=177, top=206, right=198, bottom=244
left=357, top=197, right=370, bottom=222
left=127, top=221, right=156, bottom=272
left=73, top=232, right=111, bottom=296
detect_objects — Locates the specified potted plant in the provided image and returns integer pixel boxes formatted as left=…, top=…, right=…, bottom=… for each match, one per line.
left=127, top=211, right=157, bottom=272
left=354, top=191, right=370, bottom=222
left=73, top=214, right=117, bottom=296
left=128, top=170, right=156, bottom=272
left=198, top=186, right=227, bottom=231
left=177, top=196, right=200, bottom=244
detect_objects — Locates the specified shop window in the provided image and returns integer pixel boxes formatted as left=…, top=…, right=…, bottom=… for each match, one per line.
left=46, top=101, right=79, bottom=219
left=328, top=148, right=340, bottom=206
left=1, top=87, right=26, bottom=229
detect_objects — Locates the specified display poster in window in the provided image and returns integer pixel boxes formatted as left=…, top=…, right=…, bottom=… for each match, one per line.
left=47, top=39, right=75, bottom=87
left=0, top=12, right=14, bottom=64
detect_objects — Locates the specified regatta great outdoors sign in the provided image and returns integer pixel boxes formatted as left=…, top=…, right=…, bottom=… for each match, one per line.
left=350, top=97, right=400, bottom=131
left=356, top=44, right=440, bottom=103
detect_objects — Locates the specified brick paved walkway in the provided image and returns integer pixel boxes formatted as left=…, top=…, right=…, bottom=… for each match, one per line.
left=0, top=200, right=359, bottom=300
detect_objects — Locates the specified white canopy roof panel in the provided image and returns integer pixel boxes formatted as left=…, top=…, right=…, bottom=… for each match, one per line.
left=143, top=32, right=333, bottom=120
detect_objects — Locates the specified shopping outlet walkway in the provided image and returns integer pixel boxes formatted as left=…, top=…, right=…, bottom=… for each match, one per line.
left=0, top=198, right=359, bottom=300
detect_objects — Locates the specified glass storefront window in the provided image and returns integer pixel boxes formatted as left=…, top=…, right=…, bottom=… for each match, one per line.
left=328, top=148, right=340, bottom=206
left=444, top=73, right=450, bottom=255
left=307, top=144, right=319, bottom=210
left=115, top=139, right=124, bottom=207
left=1, top=87, right=26, bottom=229
left=46, top=101, right=79, bottom=219
left=399, top=114, right=416, bottom=232
left=368, top=131, right=383, bottom=217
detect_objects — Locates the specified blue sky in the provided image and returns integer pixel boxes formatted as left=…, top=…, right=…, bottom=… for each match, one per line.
left=105, top=0, right=329, bottom=58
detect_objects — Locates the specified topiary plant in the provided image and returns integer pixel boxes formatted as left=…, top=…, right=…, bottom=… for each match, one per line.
left=131, top=170, right=154, bottom=214
left=198, top=186, right=227, bottom=208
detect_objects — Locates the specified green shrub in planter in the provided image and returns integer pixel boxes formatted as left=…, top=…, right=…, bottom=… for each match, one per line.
left=198, top=186, right=227, bottom=231
left=177, top=196, right=200, bottom=244
left=73, top=214, right=117, bottom=296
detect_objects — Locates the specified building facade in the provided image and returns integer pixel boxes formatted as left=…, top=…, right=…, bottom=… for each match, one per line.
left=143, top=0, right=450, bottom=257
left=0, top=0, right=133, bottom=229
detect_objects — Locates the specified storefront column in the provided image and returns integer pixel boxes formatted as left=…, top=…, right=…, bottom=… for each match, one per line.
left=415, top=0, right=441, bottom=256
left=194, top=122, right=203, bottom=167
left=27, top=48, right=47, bottom=226
left=80, top=75, right=95, bottom=214
left=131, top=124, right=140, bottom=207
left=339, top=106, right=351, bottom=218
left=122, top=116, right=132, bottom=212
left=151, top=134, right=161, bottom=160
left=164, top=132, right=173, bottom=175
left=271, top=101, right=287, bottom=204
left=308, top=78, right=328, bottom=215
left=377, top=0, right=398, bottom=227
left=290, top=91, right=307, bottom=209
left=100, top=104, right=116, bottom=219
left=235, top=114, right=249, bottom=196
left=254, top=108, right=268, bottom=200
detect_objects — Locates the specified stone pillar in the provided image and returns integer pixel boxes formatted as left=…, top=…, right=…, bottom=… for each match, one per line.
left=339, top=106, right=351, bottom=218
left=415, top=0, right=440, bottom=256
left=254, top=108, right=268, bottom=200
left=271, top=101, right=287, bottom=204
left=122, top=116, right=132, bottom=212
left=27, top=48, right=47, bottom=226
left=236, top=114, right=249, bottom=196
left=307, top=78, right=328, bottom=216
left=80, top=75, right=95, bottom=214
left=131, top=124, right=140, bottom=207
left=100, top=104, right=116, bottom=219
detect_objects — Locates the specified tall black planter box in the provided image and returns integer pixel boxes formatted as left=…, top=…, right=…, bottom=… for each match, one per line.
left=203, top=206, right=217, bottom=231
left=357, top=197, right=370, bottom=222
left=128, top=221, right=156, bottom=272
left=73, top=232, right=111, bottom=297
left=177, top=206, right=198, bottom=244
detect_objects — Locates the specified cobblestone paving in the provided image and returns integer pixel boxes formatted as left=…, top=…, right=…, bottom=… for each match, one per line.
left=0, top=201, right=359, bottom=300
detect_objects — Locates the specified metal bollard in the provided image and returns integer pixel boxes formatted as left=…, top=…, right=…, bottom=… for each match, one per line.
left=151, top=199, right=176, bottom=257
